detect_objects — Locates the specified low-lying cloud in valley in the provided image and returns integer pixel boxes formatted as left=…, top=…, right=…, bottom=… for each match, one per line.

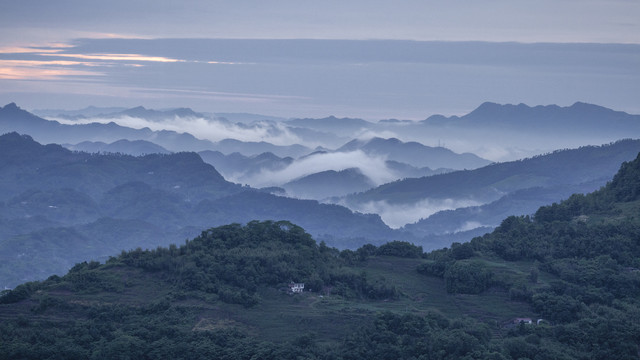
left=53, top=115, right=305, bottom=146
left=346, top=198, right=484, bottom=229
left=238, top=150, right=396, bottom=189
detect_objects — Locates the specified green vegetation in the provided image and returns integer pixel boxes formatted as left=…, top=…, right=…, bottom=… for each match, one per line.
left=419, top=153, right=640, bottom=359
left=1, top=152, right=640, bottom=358
left=0, top=132, right=397, bottom=287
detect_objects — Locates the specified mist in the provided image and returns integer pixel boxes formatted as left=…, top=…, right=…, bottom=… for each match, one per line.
left=344, top=198, right=484, bottom=229
left=236, top=150, right=396, bottom=188
left=52, top=115, right=306, bottom=146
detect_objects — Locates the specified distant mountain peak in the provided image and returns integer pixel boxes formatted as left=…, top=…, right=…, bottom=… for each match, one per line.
left=2, top=102, right=20, bottom=110
left=468, top=101, right=627, bottom=118
left=1, top=102, right=52, bottom=124
left=0, top=131, right=33, bottom=142
left=421, top=101, right=639, bottom=132
left=1, top=102, right=28, bottom=114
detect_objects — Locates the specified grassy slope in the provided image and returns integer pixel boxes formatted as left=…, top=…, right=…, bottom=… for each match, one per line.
left=0, top=254, right=535, bottom=345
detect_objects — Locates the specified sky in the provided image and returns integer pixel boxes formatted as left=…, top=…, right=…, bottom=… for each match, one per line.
left=1, top=0, right=639, bottom=119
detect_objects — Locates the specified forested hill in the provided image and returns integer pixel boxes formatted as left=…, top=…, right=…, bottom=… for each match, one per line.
left=421, top=152, right=640, bottom=358
left=0, top=132, right=236, bottom=200
left=0, top=132, right=400, bottom=288
left=1, top=152, right=639, bottom=359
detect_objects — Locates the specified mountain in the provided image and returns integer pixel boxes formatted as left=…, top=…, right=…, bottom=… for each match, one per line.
left=0, top=103, right=313, bottom=157
left=424, top=101, right=640, bottom=131
left=64, top=139, right=171, bottom=156
left=31, top=106, right=128, bottom=118
left=199, top=149, right=450, bottom=197
left=286, top=115, right=373, bottom=136
left=0, top=132, right=234, bottom=200
left=191, top=191, right=398, bottom=244
left=337, top=137, right=491, bottom=170
left=385, top=160, right=451, bottom=178
left=0, top=103, right=215, bottom=151
left=338, top=139, right=640, bottom=235
left=283, top=168, right=376, bottom=199
left=0, top=133, right=402, bottom=287
left=214, top=112, right=288, bottom=123
left=198, top=150, right=293, bottom=183
left=111, top=106, right=205, bottom=122
left=403, top=182, right=606, bottom=250
left=287, top=125, right=349, bottom=149
left=211, top=138, right=311, bottom=158
left=36, top=106, right=206, bottom=122
left=1, top=152, right=639, bottom=358
left=346, top=139, right=640, bottom=206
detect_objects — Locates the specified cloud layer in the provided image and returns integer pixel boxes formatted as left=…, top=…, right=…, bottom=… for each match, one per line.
left=344, top=198, right=484, bottom=229
left=53, top=115, right=304, bottom=146
left=2, top=39, right=639, bottom=119
left=237, top=150, right=395, bottom=188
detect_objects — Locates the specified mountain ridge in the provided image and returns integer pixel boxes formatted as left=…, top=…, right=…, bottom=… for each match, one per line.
left=423, top=101, right=640, bottom=130
left=0, top=132, right=405, bottom=287
left=337, top=136, right=491, bottom=170
left=1, top=150, right=639, bottom=358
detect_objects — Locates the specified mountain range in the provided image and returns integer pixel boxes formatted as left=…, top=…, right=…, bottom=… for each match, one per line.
left=0, top=103, right=311, bottom=157
left=0, top=103, right=492, bottom=197
left=1, top=101, right=639, bottom=286
left=65, top=139, right=171, bottom=156
left=341, top=139, right=640, bottom=229
left=336, top=137, right=489, bottom=170
left=1, top=150, right=639, bottom=359
left=423, top=101, right=640, bottom=133
left=0, top=133, right=401, bottom=288
left=2, top=132, right=638, bottom=288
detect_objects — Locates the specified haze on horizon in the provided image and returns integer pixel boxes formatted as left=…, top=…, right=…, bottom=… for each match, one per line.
left=1, top=0, right=639, bottom=119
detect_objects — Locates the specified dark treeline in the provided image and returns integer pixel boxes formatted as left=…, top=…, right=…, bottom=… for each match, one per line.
left=418, top=153, right=640, bottom=359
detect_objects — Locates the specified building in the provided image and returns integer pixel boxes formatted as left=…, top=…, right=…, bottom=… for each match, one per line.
left=289, top=282, right=304, bottom=293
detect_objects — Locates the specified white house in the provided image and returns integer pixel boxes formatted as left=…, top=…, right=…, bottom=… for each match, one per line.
left=289, top=282, right=304, bottom=293
left=513, top=318, right=533, bottom=325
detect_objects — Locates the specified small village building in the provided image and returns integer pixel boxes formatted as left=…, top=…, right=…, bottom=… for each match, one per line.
left=289, top=282, right=305, bottom=293
left=513, top=318, right=533, bottom=325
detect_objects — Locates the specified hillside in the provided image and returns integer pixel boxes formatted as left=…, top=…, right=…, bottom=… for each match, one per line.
left=403, top=181, right=609, bottom=249
left=0, top=133, right=402, bottom=287
left=341, top=140, right=640, bottom=235
left=64, top=139, right=171, bottom=156
left=286, top=115, right=373, bottom=135
left=0, top=103, right=312, bottom=157
left=197, top=150, right=293, bottom=183
left=337, top=137, right=491, bottom=170
left=283, top=168, right=376, bottom=199
left=0, top=221, right=523, bottom=359
left=423, top=102, right=640, bottom=135
left=1, top=152, right=639, bottom=358
left=348, top=140, right=640, bottom=205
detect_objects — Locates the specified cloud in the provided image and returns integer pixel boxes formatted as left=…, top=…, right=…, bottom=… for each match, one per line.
left=44, top=52, right=185, bottom=63
left=3, top=38, right=639, bottom=121
left=238, top=150, right=396, bottom=188
left=454, top=221, right=488, bottom=233
left=345, top=198, right=483, bottom=229
left=0, top=43, right=72, bottom=54
left=0, top=59, right=103, bottom=80
left=354, top=129, right=400, bottom=141
left=52, top=114, right=304, bottom=146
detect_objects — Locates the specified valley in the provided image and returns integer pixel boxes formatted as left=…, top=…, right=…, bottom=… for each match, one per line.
left=0, top=100, right=639, bottom=359
left=1, top=151, right=639, bottom=358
